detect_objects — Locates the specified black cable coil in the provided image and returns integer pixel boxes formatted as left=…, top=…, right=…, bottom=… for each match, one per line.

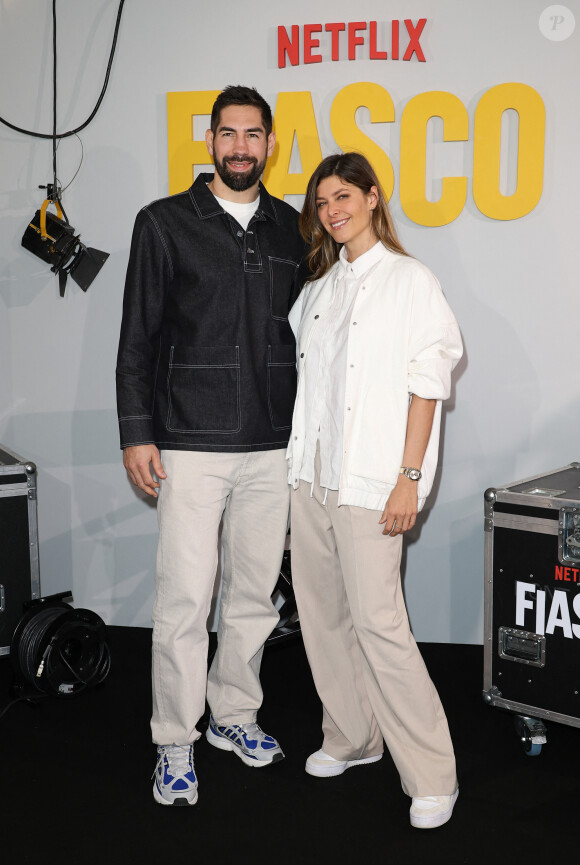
left=11, top=601, right=111, bottom=697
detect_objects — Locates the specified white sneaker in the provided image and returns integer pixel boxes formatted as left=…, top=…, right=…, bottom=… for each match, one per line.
left=410, top=789, right=459, bottom=828
left=305, top=749, right=382, bottom=777
left=206, top=716, right=284, bottom=767
left=153, top=744, right=198, bottom=806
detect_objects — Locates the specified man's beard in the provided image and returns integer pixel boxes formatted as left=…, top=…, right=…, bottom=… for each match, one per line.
left=214, top=154, right=266, bottom=192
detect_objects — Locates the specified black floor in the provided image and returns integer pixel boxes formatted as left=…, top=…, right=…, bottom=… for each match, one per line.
left=1, top=627, right=578, bottom=864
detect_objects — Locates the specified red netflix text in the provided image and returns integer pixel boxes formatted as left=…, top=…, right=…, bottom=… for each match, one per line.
left=277, top=20, right=427, bottom=68
left=555, top=565, right=580, bottom=583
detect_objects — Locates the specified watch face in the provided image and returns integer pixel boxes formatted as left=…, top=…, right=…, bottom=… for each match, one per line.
left=407, top=468, right=421, bottom=480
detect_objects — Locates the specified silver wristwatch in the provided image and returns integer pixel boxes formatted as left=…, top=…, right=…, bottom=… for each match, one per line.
left=400, top=466, right=422, bottom=481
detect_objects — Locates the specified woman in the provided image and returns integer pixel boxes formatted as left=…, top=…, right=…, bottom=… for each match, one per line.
left=287, top=153, right=463, bottom=829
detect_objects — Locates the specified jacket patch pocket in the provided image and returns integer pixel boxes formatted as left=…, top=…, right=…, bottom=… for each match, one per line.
left=167, top=346, right=241, bottom=434
left=269, top=257, right=299, bottom=320
left=267, top=344, right=297, bottom=430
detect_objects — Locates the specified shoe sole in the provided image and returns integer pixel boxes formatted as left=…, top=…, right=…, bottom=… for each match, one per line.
left=153, top=781, right=198, bottom=806
left=206, top=726, right=284, bottom=768
left=305, top=753, right=383, bottom=778
left=410, top=789, right=459, bottom=829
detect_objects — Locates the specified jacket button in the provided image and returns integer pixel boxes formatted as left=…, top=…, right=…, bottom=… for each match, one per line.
left=314, top=314, right=319, bottom=319
left=247, top=248, right=255, bottom=254
left=352, top=322, right=357, bottom=326
left=300, top=353, right=304, bottom=358
left=237, top=230, right=243, bottom=237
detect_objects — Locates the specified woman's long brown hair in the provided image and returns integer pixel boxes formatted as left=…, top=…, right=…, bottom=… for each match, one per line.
left=299, top=152, right=408, bottom=281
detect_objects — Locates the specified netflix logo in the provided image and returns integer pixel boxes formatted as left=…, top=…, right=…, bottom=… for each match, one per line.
left=277, top=20, right=427, bottom=68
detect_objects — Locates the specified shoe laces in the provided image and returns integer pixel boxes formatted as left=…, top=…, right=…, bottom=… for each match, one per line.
left=237, top=722, right=267, bottom=742
left=162, top=744, right=192, bottom=778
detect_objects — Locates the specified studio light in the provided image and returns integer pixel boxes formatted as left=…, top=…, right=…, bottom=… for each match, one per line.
left=21, top=197, right=109, bottom=297
left=4, top=1, right=126, bottom=299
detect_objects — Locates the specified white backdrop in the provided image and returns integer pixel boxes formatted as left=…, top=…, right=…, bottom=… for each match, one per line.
left=1, top=0, right=578, bottom=642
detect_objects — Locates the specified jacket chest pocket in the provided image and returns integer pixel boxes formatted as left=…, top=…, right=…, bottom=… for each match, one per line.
left=267, top=344, right=297, bottom=430
left=167, top=345, right=241, bottom=434
left=269, top=257, right=298, bottom=320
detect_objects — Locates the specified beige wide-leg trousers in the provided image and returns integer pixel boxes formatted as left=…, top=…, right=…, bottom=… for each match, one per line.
left=290, top=462, right=457, bottom=798
left=151, top=449, right=289, bottom=747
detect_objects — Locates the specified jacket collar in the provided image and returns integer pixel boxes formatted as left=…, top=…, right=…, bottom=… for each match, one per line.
left=338, top=241, right=386, bottom=278
left=189, top=173, right=279, bottom=223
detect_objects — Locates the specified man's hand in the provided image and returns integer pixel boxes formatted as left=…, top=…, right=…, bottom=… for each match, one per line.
left=123, top=445, right=166, bottom=498
left=378, top=477, right=418, bottom=536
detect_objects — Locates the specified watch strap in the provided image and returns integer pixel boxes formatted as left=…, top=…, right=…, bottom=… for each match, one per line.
left=400, top=466, right=422, bottom=481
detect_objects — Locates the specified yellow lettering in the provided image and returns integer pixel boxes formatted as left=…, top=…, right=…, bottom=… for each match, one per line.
left=329, top=82, right=395, bottom=199
left=166, top=85, right=546, bottom=224
left=263, top=92, right=323, bottom=199
left=167, top=90, right=220, bottom=195
left=400, top=91, right=468, bottom=227
left=473, top=83, right=545, bottom=220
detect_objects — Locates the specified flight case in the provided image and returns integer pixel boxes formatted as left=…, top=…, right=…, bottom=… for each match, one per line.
left=483, top=462, right=580, bottom=753
left=0, top=444, right=41, bottom=655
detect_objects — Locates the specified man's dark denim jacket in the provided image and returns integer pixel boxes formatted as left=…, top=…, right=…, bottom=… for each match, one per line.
left=116, top=174, right=307, bottom=452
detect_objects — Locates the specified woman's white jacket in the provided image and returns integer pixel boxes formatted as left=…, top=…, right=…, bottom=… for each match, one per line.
left=286, top=246, right=463, bottom=511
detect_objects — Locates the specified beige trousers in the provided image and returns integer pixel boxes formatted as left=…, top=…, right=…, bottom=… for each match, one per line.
left=290, top=465, right=457, bottom=797
left=151, top=448, right=289, bottom=746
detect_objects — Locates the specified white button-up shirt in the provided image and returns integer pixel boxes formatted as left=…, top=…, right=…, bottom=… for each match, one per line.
left=298, top=241, right=386, bottom=492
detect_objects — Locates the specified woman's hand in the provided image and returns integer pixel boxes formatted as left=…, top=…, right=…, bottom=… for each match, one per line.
left=378, top=477, right=418, bottom=535
left=378, top=395, right=435, bottom=535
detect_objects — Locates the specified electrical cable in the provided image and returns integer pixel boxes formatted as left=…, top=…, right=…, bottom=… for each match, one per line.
left=58, top=134, right=84, bottom=194
left=0, top=693, right=49, bottom=723
left=52, top=0, right=57, bottom=195
left=1, top=601, right=111, bottom=721
left=11, top=602, right=111, bottom=698
left=0, top=0, right=126, bottom=141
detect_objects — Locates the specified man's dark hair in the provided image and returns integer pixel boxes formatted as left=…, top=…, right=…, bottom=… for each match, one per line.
left=211, top=85, right=273, bottom=138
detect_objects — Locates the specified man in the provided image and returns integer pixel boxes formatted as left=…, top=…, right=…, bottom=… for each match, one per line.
left=116, top=86, right=305, bottom=806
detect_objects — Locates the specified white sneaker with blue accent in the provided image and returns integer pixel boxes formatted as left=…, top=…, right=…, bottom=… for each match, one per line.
left=206, top=716, right=284, bottom=767
left=153, top=744, right=198, bottom=806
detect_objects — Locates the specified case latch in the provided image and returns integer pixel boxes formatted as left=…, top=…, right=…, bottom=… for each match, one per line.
left=498, top=626, right=546, bottom=667
left=559, top=507, right=580, bottom=565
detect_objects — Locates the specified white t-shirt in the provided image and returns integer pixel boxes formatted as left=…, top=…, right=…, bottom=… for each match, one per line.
left=213, top=192, right=259, bottom=231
